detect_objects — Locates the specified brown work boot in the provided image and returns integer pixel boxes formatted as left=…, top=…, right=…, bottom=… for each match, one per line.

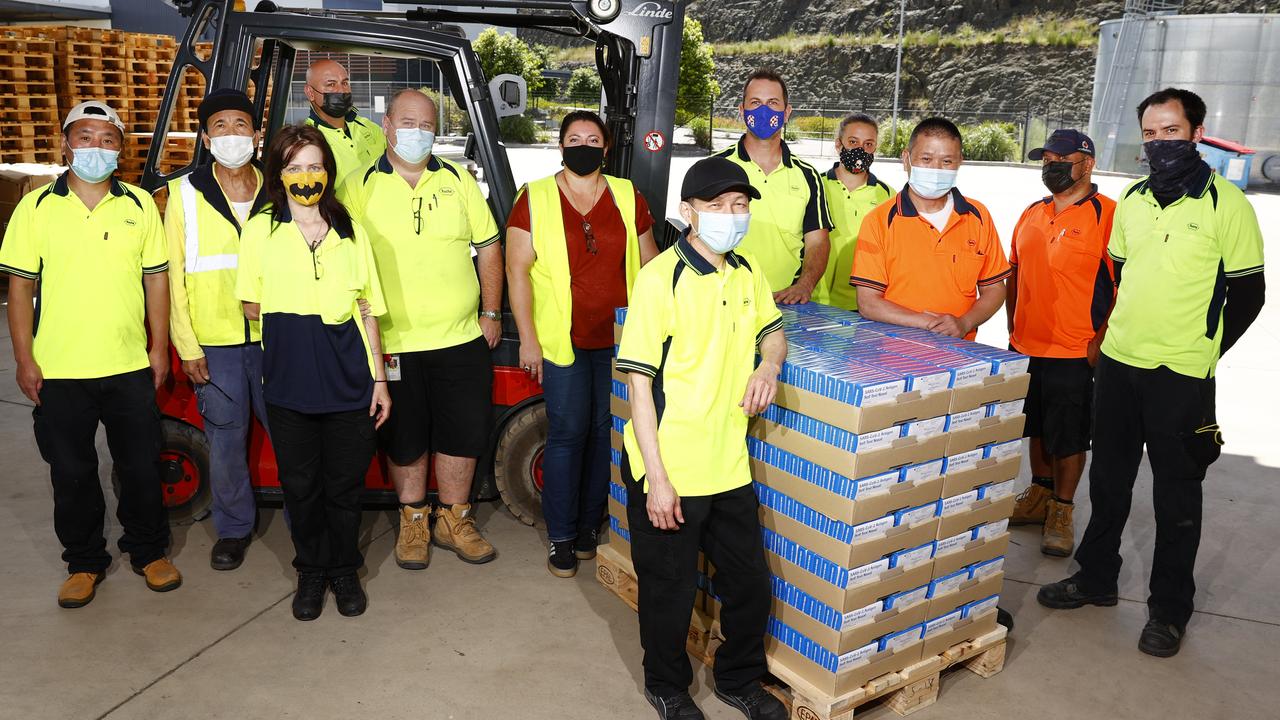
left=58, top=572, right=103, bottom=609
left=133, top=558, right=183, bottom=592
left=433, top=503, right=497, bottom=564
left=1011, top=484, right=1052, bottom=526
left=1041, top=499, right=1076, bottom=557
left=395, top=504, right=432, bottom=570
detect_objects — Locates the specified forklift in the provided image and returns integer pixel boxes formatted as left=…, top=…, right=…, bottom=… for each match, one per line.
left=146, top=0, right=688, bottom=528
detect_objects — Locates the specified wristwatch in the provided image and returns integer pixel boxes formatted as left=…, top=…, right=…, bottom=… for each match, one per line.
left=479, top=310, right=502, bottom=320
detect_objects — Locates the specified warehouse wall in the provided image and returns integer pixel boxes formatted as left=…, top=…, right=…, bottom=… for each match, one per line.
left=108, top=0, right=185, bottom=36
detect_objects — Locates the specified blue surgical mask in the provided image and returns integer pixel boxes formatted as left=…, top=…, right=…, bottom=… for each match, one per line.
left=393, top=128, right=435, bottom=164
left=70, top=147, right=119, bottom=183
left=743, top=105, right=785, bottom=140
left=907, top=165, right=958, bottom=200
left=695, top=211, right=751, bottom=254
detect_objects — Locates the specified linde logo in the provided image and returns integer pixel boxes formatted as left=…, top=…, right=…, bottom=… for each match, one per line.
left=628, top=1, right=673, bottom=19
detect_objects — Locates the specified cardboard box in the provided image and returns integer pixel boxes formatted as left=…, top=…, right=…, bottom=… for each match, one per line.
left=610, top=394, right=630, bottom=421
left=766, top=621, right=925, bottom=697
left=931, top=532, right=1011, bottom=578
left=936, top=494, right=1016, bottom=540
left=771, top=576, right=931, bottom=656
left=608, top=497, right=629, bottom=531
left=920, top=602, right=1000, bottom=658
left=926, top=570, right=1004, bottom=620
left=940, top=455, right=1020, bottom=498
left=763, top=530, right=935, bottom=614
left=945, top=414, right=1027, bottom=456
left=608, top=517, right=631, bottom=555
left=751, top=418, right=949, bottom=484
left=760, top=504, right=939, bottom=571
left=752, top=457, right=944, bottom=527
left=614, top=322, right=624, bottom=346
left=774, top=382, right=953, bottom=435
left=948, top=372, right=1031, bottom=414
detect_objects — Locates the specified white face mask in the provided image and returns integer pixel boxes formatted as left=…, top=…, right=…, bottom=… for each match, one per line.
left=209, top=134, right=255, bottom=169
left=393, top=128, right=435, bottom=165
left=694, top=211, right=751, bottom=254
left=70, top=147, right=119, bottom=183
left=907, top=165, right=958, bottom=200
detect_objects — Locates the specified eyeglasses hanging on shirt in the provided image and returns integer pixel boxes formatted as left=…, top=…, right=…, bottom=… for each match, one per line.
left=411, top=194, right=442, bottom=236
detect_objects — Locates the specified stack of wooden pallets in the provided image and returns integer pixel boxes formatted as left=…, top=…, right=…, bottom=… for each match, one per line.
left=0, top=29, right=62, bottom=164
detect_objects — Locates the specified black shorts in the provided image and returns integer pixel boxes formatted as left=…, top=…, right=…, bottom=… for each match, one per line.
left=379, top=337, right=493, bottom=464
left=1023, top=355, right=1094, bottom=457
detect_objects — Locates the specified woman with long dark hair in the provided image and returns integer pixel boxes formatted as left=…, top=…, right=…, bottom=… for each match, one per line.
left=236, top=123, right=391, bottom=620
left=506, top=110, right=659, bottom=578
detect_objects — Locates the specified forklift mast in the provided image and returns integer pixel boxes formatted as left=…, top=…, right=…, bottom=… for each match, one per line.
left=151, top=0, right=687, bottom=221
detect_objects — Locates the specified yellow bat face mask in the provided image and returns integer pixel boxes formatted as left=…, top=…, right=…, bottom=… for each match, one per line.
left=281, top=170, right=327, bottom=206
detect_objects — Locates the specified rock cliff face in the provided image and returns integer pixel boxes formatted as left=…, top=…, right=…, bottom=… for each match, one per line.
left=686, top=0, right=1263, bottom=42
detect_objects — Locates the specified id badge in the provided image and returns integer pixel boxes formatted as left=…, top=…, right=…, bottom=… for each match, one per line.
left=384, top=354, right=402, bottom=382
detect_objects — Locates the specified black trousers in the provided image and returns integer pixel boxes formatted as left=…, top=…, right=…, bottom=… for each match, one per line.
left=623, top=453, right=771, bottom=697
left=1074, top=354, right=1217, bottom=629
left=267, top=404, right=376, bottom=578
left=32, top=369, right=169, bottom=573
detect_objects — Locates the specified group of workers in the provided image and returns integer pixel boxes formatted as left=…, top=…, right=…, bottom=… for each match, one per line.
left=0, top=56, right=1265, bottom=720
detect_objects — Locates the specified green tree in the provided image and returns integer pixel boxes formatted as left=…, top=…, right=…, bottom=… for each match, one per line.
left=472, top=27, right=545, bottom=96
left=566, top=67, right=602, bottom=99
left=676, top=17, right=720, bottom=125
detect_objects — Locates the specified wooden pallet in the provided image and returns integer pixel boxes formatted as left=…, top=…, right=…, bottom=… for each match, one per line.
left=595, top=543, right=721, bottom=667
left=595, top=542, right=1007, bottom=720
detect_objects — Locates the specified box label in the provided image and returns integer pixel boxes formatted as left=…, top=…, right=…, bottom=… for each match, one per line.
left=945, top=448, right=984, bottom=474
left=912, top=371, right=953, bottom=394
left=890, top=542, right=935, bottom=570
left=837, top=641, right=880, bottom=671
left=880, top=624, right=923, bottom=653
left=857, top=426, right=901, bottom=453
left=895, top=501, right=939, bottom=527
left=924, top=610, right=962, bottom=637
left=941, top=489, right=980, bottom=517
left=929, top=569, right=969, bottom=597
left=861, top=379, right=904, bottom=407
left=842, top=600, right=884, bottom=630
left=985, top=440, right=1022, bottom=461
left=973, top=518, right=1009, bottom=542
left=885, top=584, right=929, bottom=610
left=964, top=594, right=1000, bottom=619
left=935, top=531, right=971, bottom=557
left=953, top=363, right=991, bottom=387
left=902, top=415, right=948, bottom=440
left=987, top=399, right=1025, bottom=418
left=903, top=458, right=945, bottom=484
left=946, top=408, right=985, bottom=432
left=971, top=556, right=1005, bottom=580
left=851, top=515, right=894, bottom=544
left=980, top=479, right=1016, bottom=502
left=847, top=557, right=891, bottom=588
left=854, top=470, right=899, bottom=499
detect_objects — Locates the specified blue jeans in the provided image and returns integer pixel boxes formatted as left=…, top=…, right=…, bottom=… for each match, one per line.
left=540, top=347, right=613, bottom=543
left=196, top=344, right=268, bottom=539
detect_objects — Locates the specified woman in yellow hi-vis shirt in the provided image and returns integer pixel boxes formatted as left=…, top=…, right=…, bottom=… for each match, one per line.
left=236, top=124, right=390, bottom=621
left=506, top=111, right=659, bottom=578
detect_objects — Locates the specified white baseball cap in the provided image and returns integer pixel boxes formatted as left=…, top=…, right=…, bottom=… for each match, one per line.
left=62, top=100, right=125, bottom=133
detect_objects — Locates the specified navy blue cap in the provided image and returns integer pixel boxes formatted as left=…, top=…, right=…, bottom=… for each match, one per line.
left=680, top=156, right=761, bottom=201
left=1028, top=129, right=1095, bottom=160
left=198, top=88, right=258, bottom=130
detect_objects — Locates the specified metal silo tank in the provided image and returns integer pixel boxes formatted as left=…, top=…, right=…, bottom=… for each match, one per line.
left=1090, top=13, right=1280, bottom=185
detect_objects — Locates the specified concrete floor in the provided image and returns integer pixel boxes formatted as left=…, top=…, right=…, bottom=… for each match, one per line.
left=3, top=163, right=1280, bottom=719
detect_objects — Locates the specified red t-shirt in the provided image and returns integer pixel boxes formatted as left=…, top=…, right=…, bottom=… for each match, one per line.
left=508, top=183, right=653, bottom=350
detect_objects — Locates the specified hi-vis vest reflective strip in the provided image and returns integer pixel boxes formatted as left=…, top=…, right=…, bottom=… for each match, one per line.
left=180, top=176, right=239, bottom=273
left=527, top=174, right=640, bottom=367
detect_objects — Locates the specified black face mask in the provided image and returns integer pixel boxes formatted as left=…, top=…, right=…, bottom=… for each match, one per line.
left=315, top=91, right=353, bottom=119
left=1144, top=139, right=1204, bottom=202
left=1041, top=160, right=1080, bottom=194
left=562, top=144, right=605, bottom=177
left=839, top=146, right=874, bottom=174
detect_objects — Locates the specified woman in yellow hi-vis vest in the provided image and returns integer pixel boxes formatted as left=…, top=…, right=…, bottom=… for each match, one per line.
left=506, top=111, right=659, bottom=578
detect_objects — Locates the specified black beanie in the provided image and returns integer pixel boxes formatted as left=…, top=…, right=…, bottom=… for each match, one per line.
left=198, top=88, right=258, bottom=130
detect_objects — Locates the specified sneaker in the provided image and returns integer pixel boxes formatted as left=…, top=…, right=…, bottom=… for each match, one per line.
left=1011, top=484, right=1052, bottom=525
left=330, top=574, right=367, bottom=617
left=395, top=505, right=431, bottom=570
left=644, top=688, right=705, bottom=720
left=132, top=557, right=183, bottom=592
left=433, top=503, right=497, bottom=564
left=1037, top=577, right=1118, bottom=609
left=548, top=540, right=578, bottom=578
left=575, top=526, right=601, bottom=560
left=714, top=684, right=787, bottom=720
left=1041, top=499, right=1075, bottom=557
left=58, top=572, right=103, bottom=609
left=292, top=573, right=326, bottom=621
left=1138, top=618, right=1184, bottom=658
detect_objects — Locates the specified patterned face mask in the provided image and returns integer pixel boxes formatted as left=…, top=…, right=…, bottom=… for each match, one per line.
left=282, top=170, right=327, bottom=206
left=839, top=146, right=874, bottom=174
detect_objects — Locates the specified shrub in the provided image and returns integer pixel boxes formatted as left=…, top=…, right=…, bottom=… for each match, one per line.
left=566, top=67, right=601, bottom=99
left=960, top=121, right=1020, bottom=162
left=689, top=117, right=711, bottom=149
left=790, top=115, right=835, bottom=138
left=877, top=117, right=916, bottom=157
left=499, top=114, right=543, bottom=144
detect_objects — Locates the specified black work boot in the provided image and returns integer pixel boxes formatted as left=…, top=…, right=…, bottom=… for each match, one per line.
left=1037, top=576, right=1119, bottom=609
left=292, top=573, right=326, bottom=621
left=1138, top=619, right=1184, bottom=657
left=644, top=688, right=705, bottom=720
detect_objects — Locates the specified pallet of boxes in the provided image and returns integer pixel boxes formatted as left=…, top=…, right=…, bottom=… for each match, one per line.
left=597, top=302, right=1030, bottom=719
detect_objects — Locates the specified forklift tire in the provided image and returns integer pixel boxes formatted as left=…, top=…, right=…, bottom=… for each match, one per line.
left=494, top=402, right=547, bottom=529
left=112, top=419, right=211, bottom=526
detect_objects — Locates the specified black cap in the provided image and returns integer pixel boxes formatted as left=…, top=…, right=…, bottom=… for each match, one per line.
left=198, top=88, right=258, bottom=130
left=680, top=156, right=761, bottom=201
left=1028, top=129, right=1095, bottom=160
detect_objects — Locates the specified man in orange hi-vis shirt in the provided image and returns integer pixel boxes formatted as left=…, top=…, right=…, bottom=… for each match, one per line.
left=851, top=117, right=1009, bottom=341
left=1006, top=129, right=1116, bottom=559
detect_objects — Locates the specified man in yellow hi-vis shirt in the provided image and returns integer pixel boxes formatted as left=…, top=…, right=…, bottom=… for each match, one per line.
left=0, top=101, right=182, bottom=608
left=303, top=59, right=386, bottom=190
left=166, top=89, right=269, bottom=572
